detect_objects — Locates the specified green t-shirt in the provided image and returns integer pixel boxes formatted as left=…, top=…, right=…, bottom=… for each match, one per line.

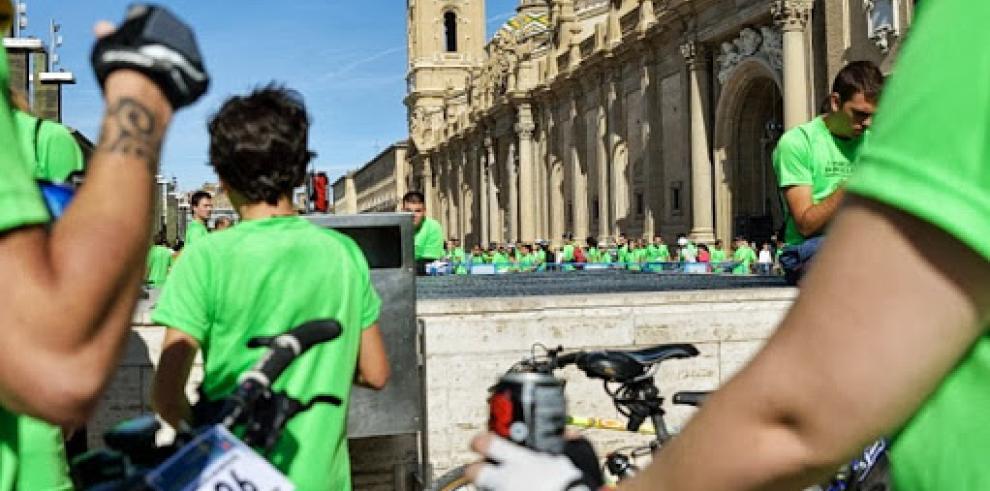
left=845, top=2, right=990, bottom=489
left=710, top=249, right=727, bottom=264
left=773, top=116, right=869, bottom=246
left=13, top=111, right=84, bottom=183
left=146, top=245, right=174, bottom=287
left=585, top=247, right=600, bottom=264
left=184, top=219, right=209, bottom=247
left=628, top=248, right=646, bottom=271
left=561, top=244, right=575, bottom=262
left=414, top=217, right=444, bottom=261
left=656, top=244, right=671, bottom=261
left=732, top=247, right=757, bottom=275
left=517, top=253, right=535, bottom=271
left=152, top=216, right=381, bottom=490
left=15, top=417, right=71, bottom=491
left=0, top=45, right=64, bottom=491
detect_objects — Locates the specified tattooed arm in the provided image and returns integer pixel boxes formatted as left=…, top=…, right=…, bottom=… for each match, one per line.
left=0, top=70, right=172, bottom=427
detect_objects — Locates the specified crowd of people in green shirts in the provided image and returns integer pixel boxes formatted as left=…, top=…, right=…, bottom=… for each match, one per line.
left=436, top=233, right=783, bottom=276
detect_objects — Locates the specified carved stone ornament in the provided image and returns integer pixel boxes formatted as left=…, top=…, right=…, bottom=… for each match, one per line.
left=771, top=0, right=813, bottom=32
left=715, top=26, right=783, bottom=84
left=864, top=0, right=898, bottom=54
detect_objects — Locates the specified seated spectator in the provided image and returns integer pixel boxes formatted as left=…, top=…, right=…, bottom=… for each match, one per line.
left=732, top=237, right=758, bottom=275
left=402, top=191, right=444, bottom=274
left=758, top=243, right=774, bottom=275
left=678, top=234, right=698, bottom=263
left=698, top=244, right=711, bottom=266
left=710, top=239, right=727, bottom=270
left=773, top=61, right=884, bottom=285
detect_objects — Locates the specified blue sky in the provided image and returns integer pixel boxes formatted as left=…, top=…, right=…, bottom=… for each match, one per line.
left=26, top=0, right=519, bottom=191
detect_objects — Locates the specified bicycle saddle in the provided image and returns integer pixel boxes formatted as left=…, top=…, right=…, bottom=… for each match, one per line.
left=579, top=344, right=700, bottom=383
left=672, top=390, right=711, bottom=407
left=625, top=344, right=699, bottom=365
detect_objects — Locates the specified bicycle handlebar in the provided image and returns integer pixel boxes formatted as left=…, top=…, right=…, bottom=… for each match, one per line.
left=220, top=319, right=343, bottom=428
left=554, top=351, right=585, bottom=368
left=241, top=319, right=343, bottom=386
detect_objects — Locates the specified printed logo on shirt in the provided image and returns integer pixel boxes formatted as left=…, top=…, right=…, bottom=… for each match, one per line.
left=824, top=161, right=854, bottom=178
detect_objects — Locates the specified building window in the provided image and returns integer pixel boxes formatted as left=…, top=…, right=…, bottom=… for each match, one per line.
left=635, top=192, right=644, bottom=217
left=444, top=11, right=458, bottom=52
left=671, top=181, right=683, bottom=216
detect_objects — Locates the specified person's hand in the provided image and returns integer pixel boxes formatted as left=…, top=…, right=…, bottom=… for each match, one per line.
left=91, top=4, right=209, bottom=110
left=466, top=434, right=591, bottom=491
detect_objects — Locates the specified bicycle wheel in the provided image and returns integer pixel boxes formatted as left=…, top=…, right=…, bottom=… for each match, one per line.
left=429, top=465, right=477, bottom=491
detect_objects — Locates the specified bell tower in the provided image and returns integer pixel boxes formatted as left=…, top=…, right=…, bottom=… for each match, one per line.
left=406, top=0, right=486, bottom=151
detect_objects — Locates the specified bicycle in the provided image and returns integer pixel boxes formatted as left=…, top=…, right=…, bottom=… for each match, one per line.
left=429, top=343, right=710, bottom=491
left=71, top=319, right=346, bottom=491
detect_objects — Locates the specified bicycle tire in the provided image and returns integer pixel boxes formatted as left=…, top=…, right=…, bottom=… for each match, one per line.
left=429, top=465, right=477, bottom=491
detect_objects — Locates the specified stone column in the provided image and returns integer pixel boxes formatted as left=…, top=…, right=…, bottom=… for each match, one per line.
left=639, top=52, right=656, bottom=238
left=773, top=0, right=814, bottom=129
left=507, top=142, right=519, bottom=242
left=546, top=105, right=565, bottom=243
left=570, top=94, right=589, bottom=243
left=421, top=155, right=437, bottom=219
left=681, top=41, right=716, bottom=243
left=606, top=71, right=628, bottom=239
left=394, top=148, right=408, bottom=211
left=516, top=102, right=538, bottom=242
left=457, top=148, right=467, bottom=243
left=595, top=77, right=611, bottom=243
left=478, top=143, right=489, bottom=246
left=343, top=172, right=358, bottom=214
left=486, top=138, right=500, bottom=244
left=536, top=110, right=548, bottom=241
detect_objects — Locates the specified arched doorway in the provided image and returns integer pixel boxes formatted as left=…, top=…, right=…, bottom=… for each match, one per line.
left=713, top=58, right=785, bottom=246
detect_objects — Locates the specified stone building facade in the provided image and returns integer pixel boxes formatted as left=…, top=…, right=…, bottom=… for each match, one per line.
left=333, top=142, right=410, bottom=213
left=405, top=0, right=914, bottom=247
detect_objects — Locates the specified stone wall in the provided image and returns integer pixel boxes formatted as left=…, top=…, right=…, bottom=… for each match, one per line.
left=419, top=287, right=795, bottom=478
left=96, top=287, right=795, bottom=488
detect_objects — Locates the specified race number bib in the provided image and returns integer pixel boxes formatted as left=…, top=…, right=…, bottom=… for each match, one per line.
left=146, top=425, right=295, bottom=491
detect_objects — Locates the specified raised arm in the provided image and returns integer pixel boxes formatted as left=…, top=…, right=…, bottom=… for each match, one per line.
left=621, top=197, right=990, bottom=491
left=0, top=6, right=207, bottom=427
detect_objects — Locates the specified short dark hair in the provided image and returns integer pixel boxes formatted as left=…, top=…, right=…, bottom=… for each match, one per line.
left=403, top=191, right=426, bottom=205
left=190, top=190, right=212, bottom=207
left=208, top=84, right=315, bottom=206
left=832, top=61, right=884, bottom=104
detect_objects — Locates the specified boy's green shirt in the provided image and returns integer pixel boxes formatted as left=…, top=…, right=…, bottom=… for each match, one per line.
left=153, top=216, right=381, bottom=490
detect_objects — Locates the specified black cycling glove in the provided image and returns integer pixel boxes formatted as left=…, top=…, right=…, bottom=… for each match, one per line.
left=91, top=4, right=209, bottom=109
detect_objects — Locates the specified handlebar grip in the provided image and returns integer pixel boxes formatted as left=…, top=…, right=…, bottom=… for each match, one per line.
left=555, top=351, right=584, bottom=367
left=286, top=319, right=343, bottom=352
left=243, top=319, right=343, bottom=386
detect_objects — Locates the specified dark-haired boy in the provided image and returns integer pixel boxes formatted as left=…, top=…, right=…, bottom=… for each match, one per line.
left=151, top=86, right=390, bottom=490
left=773, top=60, right=884, bottom=283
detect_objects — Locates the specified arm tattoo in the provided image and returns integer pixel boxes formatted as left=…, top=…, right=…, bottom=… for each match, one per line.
left=99, top=97, right=161, bottom=168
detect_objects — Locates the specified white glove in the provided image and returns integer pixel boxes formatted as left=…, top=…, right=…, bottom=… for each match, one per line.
left=472, top=435, right=590, bottom=491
